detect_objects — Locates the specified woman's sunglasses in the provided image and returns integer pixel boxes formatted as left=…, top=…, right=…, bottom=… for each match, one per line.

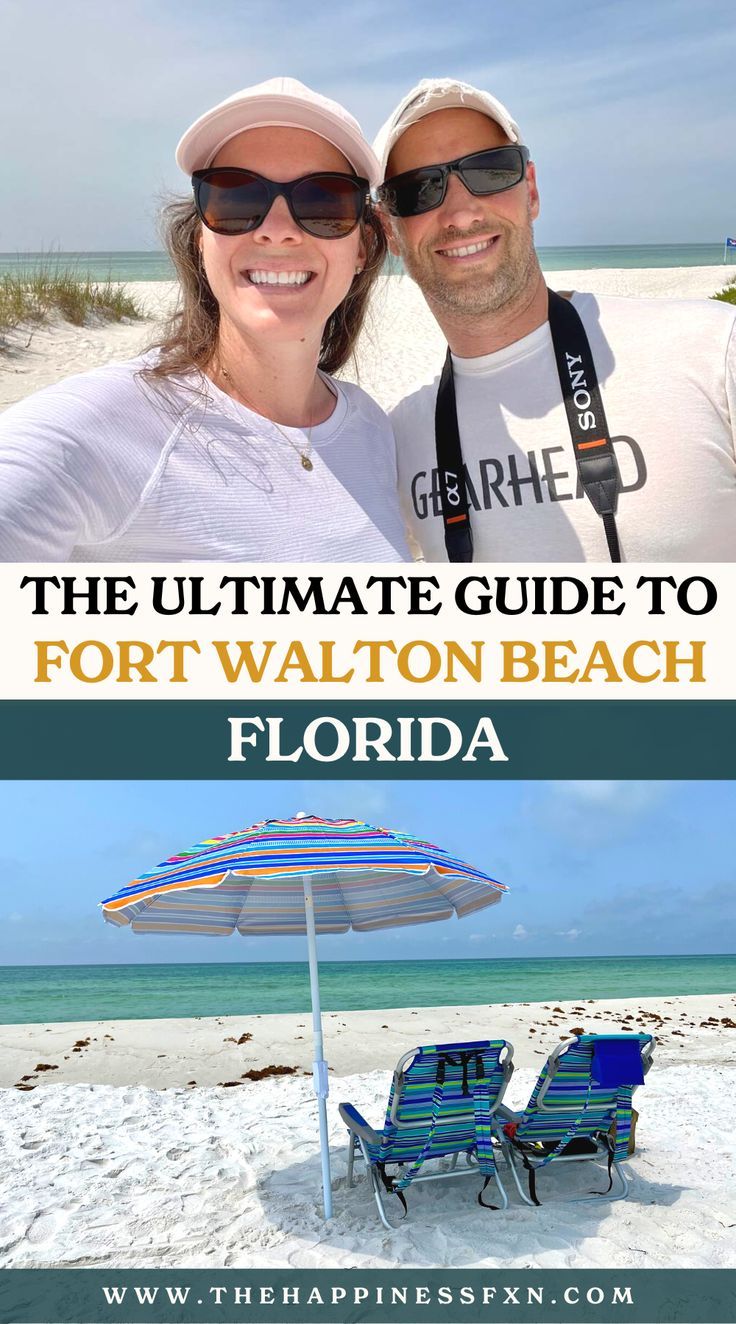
left=377, top=145, right=530, bottom=218
left=192, top=167, right=369, bottom=239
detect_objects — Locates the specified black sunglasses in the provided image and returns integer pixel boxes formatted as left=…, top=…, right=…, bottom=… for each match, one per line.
left=192, top=167, right=369, bottom=239
left=377, top=145, right=530, bottom=218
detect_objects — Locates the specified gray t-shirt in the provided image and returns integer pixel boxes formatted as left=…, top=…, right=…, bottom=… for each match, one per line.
left=0, top=357, right=411, bottom=561
left=391, top=293, right=736, bottom=561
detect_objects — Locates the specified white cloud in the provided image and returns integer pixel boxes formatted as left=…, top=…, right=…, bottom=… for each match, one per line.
left=530, top=781, right=673, bottom=849
left=296, top=783, right=391, bottom=824
left=512, top=924, right=528, bottom=941
left=551, top=781, right=665, bottom=811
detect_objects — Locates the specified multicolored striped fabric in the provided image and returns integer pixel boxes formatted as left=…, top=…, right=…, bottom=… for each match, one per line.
left=509, top=1033, right=653, bottom=1164
left=101, top=815, right=507, bottom=935
left=360, top=1040, right=512, bottom=1173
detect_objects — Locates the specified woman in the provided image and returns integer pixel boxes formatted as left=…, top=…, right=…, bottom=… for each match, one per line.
left=0, top=78, right=410, bottom=561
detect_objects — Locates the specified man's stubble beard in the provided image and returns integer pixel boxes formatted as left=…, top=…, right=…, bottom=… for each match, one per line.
left=395, top=208, right=539, bottom=319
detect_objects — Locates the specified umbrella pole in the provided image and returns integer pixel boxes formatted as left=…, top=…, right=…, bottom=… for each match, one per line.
left=303, top=874, right=333, bottom=1220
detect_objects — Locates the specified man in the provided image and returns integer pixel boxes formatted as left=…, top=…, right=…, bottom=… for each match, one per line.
left=374, top=79, right=736, bottom=561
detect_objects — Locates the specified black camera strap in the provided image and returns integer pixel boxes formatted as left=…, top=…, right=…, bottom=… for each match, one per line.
left=433, top=287, right=622, bottom=562
left=434, top=347, right=474, bottom=562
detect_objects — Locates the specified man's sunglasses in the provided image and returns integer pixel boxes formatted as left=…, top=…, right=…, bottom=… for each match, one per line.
left=377, top=145, right=530, bottom=218
left=192, top=167, right=369, bottom=239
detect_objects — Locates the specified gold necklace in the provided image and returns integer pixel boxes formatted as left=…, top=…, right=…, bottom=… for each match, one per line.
left=220, top=366, right=315, bottom=472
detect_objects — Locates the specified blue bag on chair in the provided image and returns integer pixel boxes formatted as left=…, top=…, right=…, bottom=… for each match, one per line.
left=591, top=1036, right=645, bottom=1088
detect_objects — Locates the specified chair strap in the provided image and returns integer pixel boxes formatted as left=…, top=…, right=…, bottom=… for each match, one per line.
left=431, top=1048, right=484, bottom=1096
left=611, top=1084, right=634, bottom=1162
left=392, top=1051, right=491, bottom=1198
left=376, top=1163, right=407, bottom=1217
left=603, top=1135, right=616, bottom=1194
left=473, top=1070, right=501, bottom=1210
left=513, top=1079, right=633, bottom=1203
left=531, top=1073, right=596, bottom=1168
left=473, top=1076, right=497, bottom=1176
left=393, top=1055, right=449, bottom=1193
left=511, top=1074, right=595, bottom=1205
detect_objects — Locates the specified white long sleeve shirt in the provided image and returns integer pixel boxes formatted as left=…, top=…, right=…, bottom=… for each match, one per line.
left=0, top=357, right=411, bottom=562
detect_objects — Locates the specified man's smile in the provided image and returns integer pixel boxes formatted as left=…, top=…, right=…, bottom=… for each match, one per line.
left=435, top=234, right=500, bottom=261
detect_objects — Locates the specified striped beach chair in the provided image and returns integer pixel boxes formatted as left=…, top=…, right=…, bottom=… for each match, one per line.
left=495, top=1032, right=655, bottom=1205
left=339, top=1039, right=514, bottom=1228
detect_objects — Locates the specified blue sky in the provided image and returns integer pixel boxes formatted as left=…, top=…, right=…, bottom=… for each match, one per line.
left=1, top=0, right=734, bottom=250
left=0, top=780, right=733, bottom=965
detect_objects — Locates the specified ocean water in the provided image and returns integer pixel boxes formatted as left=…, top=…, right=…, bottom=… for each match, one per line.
left=0, top=955, right=732, bottom=1025
left=0, top=244, right=732, bottom=282
left=0, top=251, right=175, bottom=282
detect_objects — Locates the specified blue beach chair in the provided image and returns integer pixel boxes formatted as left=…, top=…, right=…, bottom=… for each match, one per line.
left=339, top=1039, right=514, bottom=1228
left=495, top=1032, right=655, bottom=1205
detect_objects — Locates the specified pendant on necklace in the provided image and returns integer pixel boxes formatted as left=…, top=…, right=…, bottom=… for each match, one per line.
left=301, top=455, right=314, bottom=471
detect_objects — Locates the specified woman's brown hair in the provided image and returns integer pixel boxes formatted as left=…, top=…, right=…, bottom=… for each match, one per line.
left=145, top=196, right=386, bottom=381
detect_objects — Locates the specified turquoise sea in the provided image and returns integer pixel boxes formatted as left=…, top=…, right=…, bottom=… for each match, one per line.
left=0, top=244, right=733, bottom=282
left=0, top=955, right=733, bottom=1025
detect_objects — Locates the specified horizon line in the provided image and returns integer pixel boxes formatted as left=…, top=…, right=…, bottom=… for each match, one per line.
left=0, top=239, right=729, bottom=257
left=1, top=952, right=733, bottom=971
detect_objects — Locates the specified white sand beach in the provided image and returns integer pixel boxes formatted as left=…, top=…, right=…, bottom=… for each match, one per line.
left=0, top=266, right=732, bottom=414
left=1, top=992, right=734, bottom=1269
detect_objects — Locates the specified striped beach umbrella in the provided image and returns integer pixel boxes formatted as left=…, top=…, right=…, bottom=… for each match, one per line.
left=101, top=813, right=507, bottom=1219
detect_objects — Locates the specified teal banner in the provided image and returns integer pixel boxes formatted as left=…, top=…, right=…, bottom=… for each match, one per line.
left=0, top=700, right=734, bottom=778
left=0, top=1269, right=734, bottom=1323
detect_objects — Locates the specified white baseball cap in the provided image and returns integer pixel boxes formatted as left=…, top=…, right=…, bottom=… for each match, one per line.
left=176, top=76, right=381, bottom=186
left=373, top=78, right=522, bottom=180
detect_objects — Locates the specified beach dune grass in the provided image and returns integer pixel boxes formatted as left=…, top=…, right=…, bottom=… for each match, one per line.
left=712, top=276, right=736, bottom=305
left=0, top=262, right=141, bottom=345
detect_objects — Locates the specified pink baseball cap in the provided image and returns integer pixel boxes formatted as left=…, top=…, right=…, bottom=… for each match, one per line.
left=374, top=77, right=522, bottom=180
left=176, top=76, right=381, bottom=186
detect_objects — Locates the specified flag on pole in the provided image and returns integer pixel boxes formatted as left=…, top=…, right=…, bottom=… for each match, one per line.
left=727, top=238, right=736, bottom=247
